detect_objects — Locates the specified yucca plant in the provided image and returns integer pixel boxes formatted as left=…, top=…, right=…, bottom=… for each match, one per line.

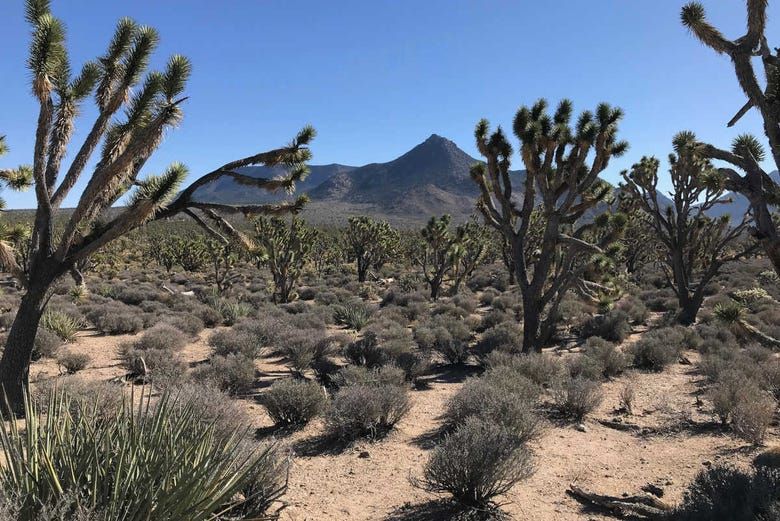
left=0, top=388, right=288, bottom=521
left=40, top=309, right=83, bottom=342
left=333, top=301, right=373, bottom=331
left=713, top=301, right=780, bottom=349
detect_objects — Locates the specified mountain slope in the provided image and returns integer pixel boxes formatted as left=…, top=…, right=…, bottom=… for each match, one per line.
left=706, top=170, right=780, bottom=221
left=309, top=134, right=529, bottom=218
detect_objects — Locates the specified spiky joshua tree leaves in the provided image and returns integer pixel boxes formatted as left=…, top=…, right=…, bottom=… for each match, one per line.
left=345, top=216, right=399, bottom=282
left=621, top=132, right=758, bottom=325
left=681, top=1, right=780, bottom=276
left=0, top=1, right=315, bottom=412
left=471, top=99, right=629, bottom=353
left=253, top=217, right=317, bottom=304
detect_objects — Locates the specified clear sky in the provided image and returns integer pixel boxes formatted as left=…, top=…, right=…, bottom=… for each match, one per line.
left=0, top=1, right=775, bottom=208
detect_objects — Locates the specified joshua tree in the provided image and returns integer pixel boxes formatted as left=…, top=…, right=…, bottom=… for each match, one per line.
left=204, top=238, right=241, bottom=294
left=0, top=1, right=315, bottom=411
left=616, top=198, right=658, bottom=276
left=621, top=133, right=758, bottom=324
left=450, top=218, right=489, bottom=294
left=345, top=216, right=399, bottom=282
left=253, top=217, right=317, bottom=303
left=412, top=215, right=458, bottom=300
left=681, top=1, right=780, bottom=276
left=471, top=99, right=629, bottom=352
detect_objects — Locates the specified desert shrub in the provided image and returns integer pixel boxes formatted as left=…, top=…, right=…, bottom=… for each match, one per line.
left=84, top=302, right=144, bottom=335
left=281, top=330, right=330, bottom=375
left=485, top=352, right=564, bottom=388
left=32, top=377, right=124, bottom=424
left=415, top=417, right=534, bottom=510
left=474, top=322, right=523, bottom=362
left=298, top=287, right=317, bottom=300
left=333, top=301, right=373, bottom=331
left=208, top=329, right=262, bottom=359
left=40, top=310, right=83, bottom=342
left=478, top=287, right=500, bottom=306
left=566, top=354, right=605, bottom=381
left=629, top=326, right=687, bottom=371
left=670, top=465, right=780, bottom=521
left=32, top=328, right=62, bottom=360
left=617, top=296, right=649, bottom=324
left=343, top=332, right=387, bottom=368
left=166, top=382, right=254, bottom=440
left=731, top=388, right=776, bottom=445
left=261, top=378, right=328, bottom=428
left=619, top=381, right=636, bottom=414
left=453, top=293, right=478, bottom=314
left=120, top=348, right=187, bottom=389
left=580, top=309, right=631, bottom=342
left=443, top=375, right=543, bottom=443
left=583, top=337, right=628, bottom=378
left=333, top=364, right=407, bottom=389
left=127, top=323, right=188, bottom=352
left=0, top=390, right=287, bottom=521
left=552, top=376, right=603, bottom=421
left=477, top=309, right=513, bottom=332
left=325, top=383, right=409, bottom=441
left=235, top=315, right=289, bottom=348
left=56, top=351, right=91, bottom=375
left=414, top=315, right=472, bottom=365
left=160, top=313, right=204, bottom=337
left=640, top=289, right=679, bottom=312
left=491, top=293, right=522, bottom=313
left=755, top=447, right=780, bottom=470
left=709, top=370, right=746, bottom=424
left=393, top=351, right=430, bottom=384
left=193, top=353, right=255, bottom=396
left=189, top=302, right=223, bottom=327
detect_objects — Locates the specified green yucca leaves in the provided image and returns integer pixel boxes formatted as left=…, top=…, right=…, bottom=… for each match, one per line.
left=0, top=388, right=287, bottom=521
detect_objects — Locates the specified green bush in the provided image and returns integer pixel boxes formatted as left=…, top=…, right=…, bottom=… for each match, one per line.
left=261, top=378, right=328, bottom=428
left=414, top=417, right=534, bottom=510
left=0, top=390, right=287, bottom=521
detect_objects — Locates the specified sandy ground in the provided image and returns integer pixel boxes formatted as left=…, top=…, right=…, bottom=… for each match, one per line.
left=29, top=325, right=773, bottom=521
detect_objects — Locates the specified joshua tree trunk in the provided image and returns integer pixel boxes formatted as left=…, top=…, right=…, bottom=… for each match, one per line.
left=677, top=292, right=704, bottom=326
left=357, top=258, right=369, bottom=283
left=0, top=263, right=62, bottom=413
left=521, top=299, right=542, bottom=354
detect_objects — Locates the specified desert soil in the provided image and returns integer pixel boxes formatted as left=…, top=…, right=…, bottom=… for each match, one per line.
left=30, top=325, right=771, bottom=521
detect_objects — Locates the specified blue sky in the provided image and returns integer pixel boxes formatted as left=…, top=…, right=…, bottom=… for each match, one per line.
left=0, top=1, right=775, bottom=208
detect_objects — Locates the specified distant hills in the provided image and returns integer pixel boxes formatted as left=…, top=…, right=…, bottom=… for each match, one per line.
left=192, top=134, right=769, bottom=226
left=193, top=134, right=521, bottom=224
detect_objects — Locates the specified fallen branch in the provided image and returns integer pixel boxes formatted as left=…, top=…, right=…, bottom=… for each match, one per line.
left=567, top=484, right=672, bottom=518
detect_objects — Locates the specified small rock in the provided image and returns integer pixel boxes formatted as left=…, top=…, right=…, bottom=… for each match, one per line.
left=575, top=423, right=588, bottom=432
left=358, top=451, right=370, bottom=459
left=702, top=460, right=712, bottom=467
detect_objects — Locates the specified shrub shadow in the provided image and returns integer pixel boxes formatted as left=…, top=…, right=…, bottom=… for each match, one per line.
left=384, top=500, right=509, bottom=521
